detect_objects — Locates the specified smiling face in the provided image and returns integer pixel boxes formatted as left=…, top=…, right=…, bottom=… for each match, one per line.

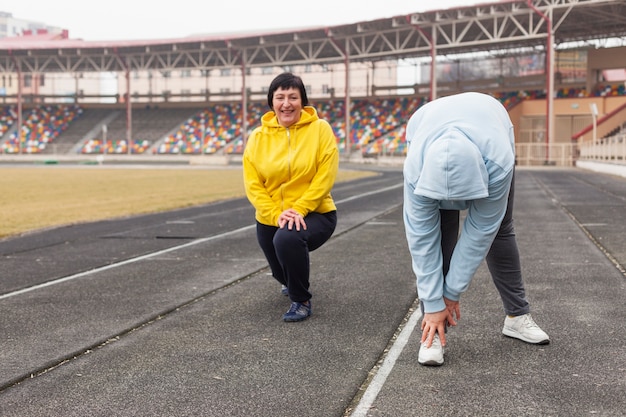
left=272, top=87, right=302, bottom=128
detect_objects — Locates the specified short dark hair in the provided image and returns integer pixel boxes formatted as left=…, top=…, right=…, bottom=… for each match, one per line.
left=267, top=72, right=309, bottom=109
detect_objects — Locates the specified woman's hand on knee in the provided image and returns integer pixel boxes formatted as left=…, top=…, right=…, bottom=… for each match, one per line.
left=278, top=209, right=307, bottom=231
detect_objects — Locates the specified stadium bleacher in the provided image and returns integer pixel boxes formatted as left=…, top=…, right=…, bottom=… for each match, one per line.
left=0, top=84, right=624, bottom=157
left=81, top=107, right=199, bottom=155
left=1, top=105, right=81, bottom=154
left=593, top=83, right=626, bottom=97
left=0, top=105, right=16, bottom=138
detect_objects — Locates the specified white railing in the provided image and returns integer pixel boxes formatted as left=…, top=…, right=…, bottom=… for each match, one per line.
left=514, top=143, right=577, bottom=166
left=577, top=133, right=626, bottom=163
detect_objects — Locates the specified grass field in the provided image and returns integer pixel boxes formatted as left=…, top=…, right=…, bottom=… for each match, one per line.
left=0, top=166, right=377, bottom=239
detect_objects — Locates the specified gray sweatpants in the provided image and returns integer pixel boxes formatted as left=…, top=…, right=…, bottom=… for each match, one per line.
left=440, top=171, right=530, bottom=317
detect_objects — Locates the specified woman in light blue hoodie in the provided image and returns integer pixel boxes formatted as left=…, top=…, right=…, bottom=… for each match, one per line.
left=403, top=92, right=549, bottom=366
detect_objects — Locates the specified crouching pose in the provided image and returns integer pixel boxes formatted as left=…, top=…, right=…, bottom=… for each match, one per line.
left=243, top=72, right=338, bottom=322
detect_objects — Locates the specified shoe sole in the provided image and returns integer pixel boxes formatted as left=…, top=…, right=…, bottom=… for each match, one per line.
left=418, top=359, right=444, bottom=366
left=283, top=315, right=310, bottom=322
left=502, top=328, right=550, bottom=345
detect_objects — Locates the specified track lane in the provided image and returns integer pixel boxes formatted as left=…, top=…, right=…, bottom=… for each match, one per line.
left=3, top=167, right=624, bottom=417
left=0, top=169, right=404, bottom=391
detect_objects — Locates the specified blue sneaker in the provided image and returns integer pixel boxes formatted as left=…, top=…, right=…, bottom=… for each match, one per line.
left=283, top=301, right=312, bottom=322
left=281, top=285, right=289, bottom=296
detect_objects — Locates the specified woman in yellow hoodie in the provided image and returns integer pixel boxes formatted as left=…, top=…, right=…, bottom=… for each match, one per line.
left=243, top=72, right=339, bottom=322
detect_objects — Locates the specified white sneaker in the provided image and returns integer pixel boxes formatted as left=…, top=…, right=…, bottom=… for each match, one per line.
left=418, top=333, right=444, bottom=366
left=503, top=313, right=550, bottom=345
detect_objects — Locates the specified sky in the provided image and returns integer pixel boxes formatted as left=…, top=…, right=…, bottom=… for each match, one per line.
left=5, top=0, right=475, bottom=41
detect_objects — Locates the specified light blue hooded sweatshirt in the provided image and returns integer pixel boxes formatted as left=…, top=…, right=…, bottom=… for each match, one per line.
left=403, top=92, right=515, bottom=313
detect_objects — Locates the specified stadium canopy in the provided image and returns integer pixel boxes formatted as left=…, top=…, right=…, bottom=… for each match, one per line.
left=0, top=0, right=624, bottom=75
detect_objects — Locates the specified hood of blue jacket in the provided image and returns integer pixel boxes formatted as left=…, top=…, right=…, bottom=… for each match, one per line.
left=414, top=130, right=489, bottom=200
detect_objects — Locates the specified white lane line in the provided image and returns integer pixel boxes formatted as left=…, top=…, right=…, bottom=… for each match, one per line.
left=337, top=183, right=402, bottom=204
left=350, top=305, right=422, bottom=417
left=0, top=181, right=402, bottom=301
left=0, top=225, right=254, bottom=300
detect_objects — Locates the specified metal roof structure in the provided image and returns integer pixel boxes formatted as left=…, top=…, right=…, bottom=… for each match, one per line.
left=0, top=0, right=624, bottom=74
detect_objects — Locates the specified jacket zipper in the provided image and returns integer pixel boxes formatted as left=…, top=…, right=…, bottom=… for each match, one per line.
left=281, top=127, right=291, bottom=212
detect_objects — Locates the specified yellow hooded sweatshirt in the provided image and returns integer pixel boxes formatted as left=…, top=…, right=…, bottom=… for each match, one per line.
left=243, top=106, right=339, bottom=227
